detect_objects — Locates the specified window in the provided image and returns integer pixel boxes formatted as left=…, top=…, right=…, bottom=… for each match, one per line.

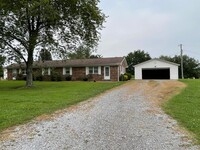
left=94, top=67, right=98, bottom=74
left=88, top=66, right=99, bottom=74
left=12, top=69, right=17, bottom=76
left=63, top=67, right=71, bottom=75
left=65, top=67, right=70, bottom=75
left=43, top=68, right=49, bottom=75
left=89, top=67, right=93, bottom=74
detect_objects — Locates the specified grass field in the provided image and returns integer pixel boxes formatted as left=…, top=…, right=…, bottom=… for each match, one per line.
left=0, top=81, right=123, bottom=131
left=163, top=79, right=200, bottom=144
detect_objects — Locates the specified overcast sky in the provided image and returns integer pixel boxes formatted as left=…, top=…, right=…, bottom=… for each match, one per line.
left=97, top=0, right=200, bottom=61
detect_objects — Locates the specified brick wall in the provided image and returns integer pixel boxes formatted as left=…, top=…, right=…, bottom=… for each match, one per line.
left=110, top=66, right=118, bottom=81
left=7, top=69, right=13, bottom=80
left=71, top=67, right=86, bottom=80
left=7, top=66, right=120, bottom=81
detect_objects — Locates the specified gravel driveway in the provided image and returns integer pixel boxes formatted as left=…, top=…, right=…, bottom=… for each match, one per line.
left=0, top=80, right=199, bottom=150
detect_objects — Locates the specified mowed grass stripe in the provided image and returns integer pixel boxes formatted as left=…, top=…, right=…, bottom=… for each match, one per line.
left=0, top=81, right=123, bottom=131
left=163, top=79, right=200, bottom=144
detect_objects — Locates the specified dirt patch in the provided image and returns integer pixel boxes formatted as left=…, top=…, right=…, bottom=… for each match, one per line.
left=126, top=80, right=186, bottom=106
left=145, top=80, right=186, bottom=106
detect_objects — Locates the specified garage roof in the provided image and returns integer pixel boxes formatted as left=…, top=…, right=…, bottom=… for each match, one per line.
left=133, top=58, right=180, bottom=67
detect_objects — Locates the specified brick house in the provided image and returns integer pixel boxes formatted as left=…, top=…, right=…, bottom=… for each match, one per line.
left=5, top=57, right=128, bottom=81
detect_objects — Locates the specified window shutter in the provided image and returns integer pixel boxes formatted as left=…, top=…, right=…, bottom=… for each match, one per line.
left=48, top=68, right=51, bottom=75
left=42, top=68, right=44, bottom=75
left=63, top=68, right=66, bottom=75
left=98, top=66, right=101, bottom=75
left=70, top=67, right=72, bottom=75
left=86, top=67, right=89, bottom=75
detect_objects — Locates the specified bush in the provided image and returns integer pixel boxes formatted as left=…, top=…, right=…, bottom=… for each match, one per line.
left=34, top=74, right=43, bottom=81
left=82, top=76, right=88, bottom=81
left=33, top=69, right=43, bottom=81
left=119, top=74, right=124, bottom=81
left=65, top=75, right=72, bottom=81
left=124, top=75, right=128, bottom=81
left=16, top=74, right=26, bottom=80
left=51, top=72, right=62, bottom=81
left=119, top=74, right=129, bottom=81
left=124, top=73, right=132, bottom=80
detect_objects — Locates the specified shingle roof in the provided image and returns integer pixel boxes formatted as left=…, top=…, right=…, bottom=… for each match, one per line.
left=6, top=57, right=127, bottom=69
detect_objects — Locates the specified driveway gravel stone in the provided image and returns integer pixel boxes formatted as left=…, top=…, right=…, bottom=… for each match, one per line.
left=0, top=80, right=199, bottom=150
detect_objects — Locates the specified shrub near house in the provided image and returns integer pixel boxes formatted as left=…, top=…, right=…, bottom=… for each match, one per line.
left=6, top=57, right=128, bottom=81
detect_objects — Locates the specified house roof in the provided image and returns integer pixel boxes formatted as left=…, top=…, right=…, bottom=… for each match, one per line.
left=6, top=57, right=127, bottom=69
left=133, top=58, right=180, bottom=67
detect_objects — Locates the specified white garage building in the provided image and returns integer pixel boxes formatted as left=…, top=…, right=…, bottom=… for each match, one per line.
left=134, top=59, right=179, bottom=80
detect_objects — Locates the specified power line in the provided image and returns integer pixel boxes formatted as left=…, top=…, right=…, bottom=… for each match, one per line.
left=184, top=50, right=200, bottom=55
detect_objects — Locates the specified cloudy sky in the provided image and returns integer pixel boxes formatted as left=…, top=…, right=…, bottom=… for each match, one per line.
left=97, top=0, right=200, bottom=61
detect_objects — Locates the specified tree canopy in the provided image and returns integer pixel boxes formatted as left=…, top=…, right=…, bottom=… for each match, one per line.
left=0, top=0, right=106, bottom=86
left=160, top=55, right=200, bottom=78
left=67, top=45, right=102, bottom=59
left=38, top=49, right=52, bottom=61
left=126, top=50, right=151, bottom=74
left=67, top=46, right=92, bottom=59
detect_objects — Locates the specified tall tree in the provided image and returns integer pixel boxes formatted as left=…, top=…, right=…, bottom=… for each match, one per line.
left=0, top=55, right=6, bottom=77
left=0, top=0, right=105, bottom=87
left=90, top=54, right=102, bottom=59
left=126, top=50, right=151, bottom=74
left=67, top=45, right=102, bottom=59
left=67, top=46, right=92, bottom=59
left=160, top=55, right=200, bottom=78
left=39, top=49, right=52, bottom=61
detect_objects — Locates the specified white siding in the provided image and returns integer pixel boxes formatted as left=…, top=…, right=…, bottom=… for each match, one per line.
left=135, top=59, right=179, bottom=80
left=120, top=65, right=126, bottom=74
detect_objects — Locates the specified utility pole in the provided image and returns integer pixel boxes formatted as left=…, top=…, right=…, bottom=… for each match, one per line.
left=179, top=44, right=184, bottom=79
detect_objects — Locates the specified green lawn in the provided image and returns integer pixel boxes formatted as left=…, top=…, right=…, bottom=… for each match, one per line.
left=0, top=81, right=123, bottom=131
left=163, top=79, right=200, bottom=144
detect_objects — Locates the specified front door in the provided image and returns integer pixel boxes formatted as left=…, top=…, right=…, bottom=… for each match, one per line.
left=104, top=66, right=110, bottom=80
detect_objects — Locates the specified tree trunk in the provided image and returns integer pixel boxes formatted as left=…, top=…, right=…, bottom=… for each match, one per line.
left=26, top=52, right=33, bottom=87
left=26, top=29, right=38, bottom=87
